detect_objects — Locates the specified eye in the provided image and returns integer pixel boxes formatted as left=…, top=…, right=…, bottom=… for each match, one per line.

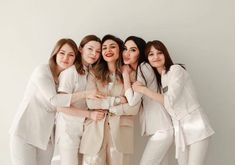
left=148, top=53, right=153, bottom=56
left=88, top=47, right=93, bottom=51
left=102, top=47, right=107, bottom=51
left=69, top=53, right=75, bottom=57
left=130, top=48, right=136, bottom=52
left=157, top=51, right=163, bottom=55
left=58, top=51, right=65, bottom=55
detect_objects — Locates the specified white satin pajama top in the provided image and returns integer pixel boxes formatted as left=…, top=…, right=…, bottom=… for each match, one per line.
left=55, top=65, right=88, bottom=147
left=125, top=62, right=173, bottom=136
left=9, top=64, right=72, bottom=150
left=162, top=64, right=215, bottom=158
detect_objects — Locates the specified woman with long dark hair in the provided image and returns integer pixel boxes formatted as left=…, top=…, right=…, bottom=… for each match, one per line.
left=122, top=36, right=173, bottom=165
left=132, top=40, right=215, bottom=165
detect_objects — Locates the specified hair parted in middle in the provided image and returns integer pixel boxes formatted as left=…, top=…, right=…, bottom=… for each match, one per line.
left=93, top=34, right=124, bottom=84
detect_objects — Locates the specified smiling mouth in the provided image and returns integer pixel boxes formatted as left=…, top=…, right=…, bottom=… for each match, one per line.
left=105, top=53, right=113, bottom=57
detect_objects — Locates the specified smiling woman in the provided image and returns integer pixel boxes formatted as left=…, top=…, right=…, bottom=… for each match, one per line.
left=9, top=38, right=85, bottom=165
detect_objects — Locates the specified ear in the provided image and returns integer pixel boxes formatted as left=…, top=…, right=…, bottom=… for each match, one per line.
left=78, top=46, right=83, bottom=54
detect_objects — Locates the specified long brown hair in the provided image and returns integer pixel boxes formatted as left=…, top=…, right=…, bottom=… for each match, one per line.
left=49, top=38, right=78, bottom=81
left=145, top=40, right=174, bottom=92
left=76, top=35, right=101, bottom=75
left=93, top=34, right=124, bottom=84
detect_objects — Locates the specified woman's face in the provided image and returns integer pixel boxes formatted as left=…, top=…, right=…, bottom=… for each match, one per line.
left=147, top=46, right=165, bottom=69
left=123, top=40, right=139, bottom=65
left=80, top=41, right=101, bottom=65
left=102, top=39, right=120, bottom=63
left=56, top=43, right=76, bottom=70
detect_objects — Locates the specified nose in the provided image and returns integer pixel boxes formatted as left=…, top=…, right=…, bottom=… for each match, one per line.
left=63, top=54, right=69, bottom=61
left=124, top=50, right=130, bottom=57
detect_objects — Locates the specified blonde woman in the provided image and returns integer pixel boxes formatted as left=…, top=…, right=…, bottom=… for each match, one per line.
left=10, top=38, right=84, bottom=165
left=55, top=35, right=105, bottom=165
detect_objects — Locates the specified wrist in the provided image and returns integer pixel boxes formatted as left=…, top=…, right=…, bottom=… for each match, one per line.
left=114, top=96, right=121, bottom=106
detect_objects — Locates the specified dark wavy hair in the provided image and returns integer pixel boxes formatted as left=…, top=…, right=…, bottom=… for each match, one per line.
left=93, top=34, right=124, bottom=84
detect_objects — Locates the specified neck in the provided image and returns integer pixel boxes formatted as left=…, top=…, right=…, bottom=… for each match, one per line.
left=108, top=61, right=116, bottom=74
left=130, top=62, right=138, bottom=71
left=156, top=66, right=165, bottom=75
left=82, top=58, right=89, bottom=67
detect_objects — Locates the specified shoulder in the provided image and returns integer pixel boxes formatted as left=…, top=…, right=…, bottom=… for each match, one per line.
left=32, top=64, right=50, bottom=77
left=139, top=62, right=154, bottom=72
left=169, top=64, right=186, bottom=74
left=60, top=65, right=77, bottom=76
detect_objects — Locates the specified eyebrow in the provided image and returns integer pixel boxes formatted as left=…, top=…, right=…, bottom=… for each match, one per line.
left=103, top=43, right=116, bottom=46
left=60, top=49, right=75, bottom=54
left=130, top=47, right=137, bottom=49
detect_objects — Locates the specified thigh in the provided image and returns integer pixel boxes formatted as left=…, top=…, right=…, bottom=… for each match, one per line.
left=10, top=135, right=37, bottom=165
left=140, top=129, right=173, bottom=165
left=188, top=138, right=209, bottom=165
left=83, top=151, right=106, bottom=165
left=37, top=141, right=54, bottom=165
left=107, top=129, right=130, bottom=165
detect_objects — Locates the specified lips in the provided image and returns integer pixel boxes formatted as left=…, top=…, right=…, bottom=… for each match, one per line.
left=105, top=53, right=114, bottom=57
left=61, top=61, right=69, bottom=65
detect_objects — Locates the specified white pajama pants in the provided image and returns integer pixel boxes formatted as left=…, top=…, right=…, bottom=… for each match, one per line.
left=10, top=135, right=54, bottom=165
left=177, top=138, right=209, bottom=165
left=140, top=129, right=174, bottom=165
left=56, top=114, right=84, bottom=165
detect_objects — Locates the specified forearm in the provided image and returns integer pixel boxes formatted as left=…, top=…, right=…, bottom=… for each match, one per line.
left=142, top=87, right=164, bottom=105
left=123, top=73, right=132, bottom=91
left=57, top=107, right=90, bottom=118
left=70, top=91, right=86, bottom=104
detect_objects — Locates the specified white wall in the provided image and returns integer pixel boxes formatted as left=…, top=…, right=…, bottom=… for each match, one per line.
left=1, top=0, right=234, bottom=164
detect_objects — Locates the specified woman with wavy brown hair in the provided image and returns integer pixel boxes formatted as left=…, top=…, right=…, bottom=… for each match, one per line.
left=80, top=34, right=141, bottom=165
left=9, top=38, right=83, bottom=165
left=55, top=35, right=106, bottom=165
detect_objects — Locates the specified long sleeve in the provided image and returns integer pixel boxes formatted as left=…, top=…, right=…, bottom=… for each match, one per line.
left=163, top=65, right=187, bottom=111
left=109, top=101, right=141, bottom=115
left=125, top=63, right=155, bottom=106
left=31, top=65, right=72, bottom=108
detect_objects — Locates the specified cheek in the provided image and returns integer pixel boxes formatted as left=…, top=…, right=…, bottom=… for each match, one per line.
left=70, top=57, right=75, bottom=63
left=131, top=54, right=138, bottom=62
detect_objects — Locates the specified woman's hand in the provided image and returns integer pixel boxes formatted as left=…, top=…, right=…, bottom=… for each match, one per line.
left=122, top=65, right=132, bottom=75
left=89, top=109, right=106, bottom=121
left=132, top=81, right=145, bottom=93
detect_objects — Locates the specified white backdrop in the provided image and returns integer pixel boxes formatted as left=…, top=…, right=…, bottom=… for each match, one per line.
left=0, top=0, right=234, bottom=164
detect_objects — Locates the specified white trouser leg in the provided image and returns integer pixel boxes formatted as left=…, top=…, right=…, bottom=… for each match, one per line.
left=10, top=135, right=54, bottom=165
left=177, top=138, right=209, bottom=165
left=140, top=129, right=173, bottom=165
left=58, top=136, right=81, bottom=165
